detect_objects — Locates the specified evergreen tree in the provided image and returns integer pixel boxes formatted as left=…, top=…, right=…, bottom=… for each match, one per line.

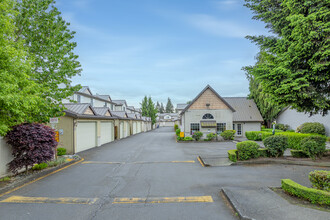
left=159, top=103, right=165, bottom=113
left=156, top=101, right=160, bottom=112
left=148, top=97, right=158, bottom=125
left=244, top=0, right=330, bottom=115
left=165, top=98, right=174, bottom=113
left=141, top=96, right=148, bottom=116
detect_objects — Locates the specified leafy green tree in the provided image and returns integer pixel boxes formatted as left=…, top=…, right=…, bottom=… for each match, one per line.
left=165, top=98, right=174, bottom=113
left=14, top=0, right=82, bottom=117
left=244, top=0, right=329, bottom=115
left=148, top=97, right=158, bottom=125
left=141, top=96, right=149, bottom=116
left=156, top=101, right=160, bottom=112
left=0, top=0, right=48, bottom=135
left=159, top=103, right=165, bottom=113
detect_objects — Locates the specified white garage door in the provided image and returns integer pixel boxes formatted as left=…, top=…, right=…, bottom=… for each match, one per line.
left=100, top=122, right=113, bottom=145
left=125, top=122, right=130, bottom=137
left=120, top=122, right=124, bottom=139
left=76, top=122, right=96, bottom=153
left=137, top=122, right=141, bottom=133
left=133, top=122, right=137, bottom=135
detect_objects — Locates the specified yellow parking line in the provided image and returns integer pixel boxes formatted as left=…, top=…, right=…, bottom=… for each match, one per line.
left=0, top=196, right=98, bottom=205
left=113, top=196, right=213, bottom=204
left=197, top=156, right=205, bottom=167
left=0, top=158, right=84, bottom=198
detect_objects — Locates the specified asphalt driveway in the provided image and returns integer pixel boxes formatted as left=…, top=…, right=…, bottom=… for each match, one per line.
left=0, top=127, right=328, bottom=220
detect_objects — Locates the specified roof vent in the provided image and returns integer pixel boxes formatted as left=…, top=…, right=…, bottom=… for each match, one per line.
left=206, top=103, right=210, bottom=107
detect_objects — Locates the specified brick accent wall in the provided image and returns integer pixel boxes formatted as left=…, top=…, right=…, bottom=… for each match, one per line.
left=189, top=89, right=230, bottom=110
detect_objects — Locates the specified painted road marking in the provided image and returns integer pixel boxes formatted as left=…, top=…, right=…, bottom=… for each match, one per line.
left=82, top=160, right=195, bottom=165
left=113, top=196, right=213, bottom=204
left=0, top=158, right=84, bottom=198
left=0, top=196, right=98, bottom=205
left=197, top=156, right=205, bottom=167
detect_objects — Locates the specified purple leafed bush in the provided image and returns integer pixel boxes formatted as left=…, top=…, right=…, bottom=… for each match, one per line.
left=5, top=123, right=57, bottom=174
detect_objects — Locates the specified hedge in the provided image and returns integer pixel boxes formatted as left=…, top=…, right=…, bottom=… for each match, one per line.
left=290, top=150, right=308, bottom=158
left=228, top=150, right=237, bottom=162
left=281, top=179, right=330, bottom=205
left=258, top=148, right=268, bottom=157
left=309, top=170, right=330, bottom=192
left=261, top=128, right=284, bottom=133
left=245, top=131, right=273, bottom=141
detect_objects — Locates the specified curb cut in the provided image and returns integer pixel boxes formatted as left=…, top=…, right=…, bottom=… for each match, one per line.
left=221, top=188, right=255, bottom=220
left=197, top=156, right=209, bottom=167
left=0, top=158, right=82, bottom=197
left=231, top=159, right=330, bottom=167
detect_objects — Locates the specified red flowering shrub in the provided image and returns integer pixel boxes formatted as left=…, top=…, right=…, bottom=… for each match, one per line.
left=5, top=123, right=57, bottom=173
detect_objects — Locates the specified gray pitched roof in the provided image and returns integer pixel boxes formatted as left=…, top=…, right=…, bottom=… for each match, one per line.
left=223, top=97, right=263, bottom=122
left=78, top=86, right=92, bottom=95
left=111, top=111, right=127, bottom=118
left=177, top=104, right=188, bottom=109
left=180, top=85, right=235, bottom=115
left=112, top=100, right=127, bottom=106
left=93, top=107, right=112, bottom=116
left=127, top=113, right=137, bottom=119
left=127, top=106, right=135, bottom=110
left=64, top=103, right=96, bottom=115
left=95, top=94, right=111, bottom=102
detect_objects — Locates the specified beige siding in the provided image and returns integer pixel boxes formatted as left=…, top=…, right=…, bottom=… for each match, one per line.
left=189, top=88, right=230, bottom=110
left=0, top=137, right=13, bottom=178
left=57, top=116, right=74, bottom=155
left=84, top=107, right=95, bottom=115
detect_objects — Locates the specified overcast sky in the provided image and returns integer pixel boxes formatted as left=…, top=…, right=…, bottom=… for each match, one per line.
left=57, top=0, right=268, bottom=108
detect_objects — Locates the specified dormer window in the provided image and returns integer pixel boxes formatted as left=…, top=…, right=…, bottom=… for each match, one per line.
left=202, top=113, right=214, bottom=119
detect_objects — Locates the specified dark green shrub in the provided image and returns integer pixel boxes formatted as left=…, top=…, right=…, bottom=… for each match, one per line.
left=175, top=129, right=181, bottom=136
left=32, top=162, right=48, bottom=170
left=177, top=136, right=184, bottom=141
left=192, top=131, right=203, bottom=141
left=261, top=128, right=284, bottom=133
left=301, top=136, right=326, bottom=160
left=245, top=131, right=273, bottom=141
left=220, top=130, right=235, bottom=140
left=263, top=135, right=288, bottom=157
left=290, top=150, right=308, bottom=158
left=275, top=123, right=289, bottom=131
left=57, top=148, right=66, bottom=156
left=298, top=122, right=325, bottom=135
left=228, top=150, right=237, bottom=162
left=309, top=170, right=330, bottom=192
left=206, top=133, right=216, bottom=141
left=236, top=141, right=260, bottom=160
left=281, top=179, right=330, bottom=205
left=275, top=132, right=316, bottom=150
left=258, top=148, right=268, bottom=157
left=174, top=124, right=179, bottom=131
left=183, top=137, right=193, bottom=141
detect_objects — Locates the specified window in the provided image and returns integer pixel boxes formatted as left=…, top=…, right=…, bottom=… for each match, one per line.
left=236, top=124, right=242, bottom=136
left=216, top=123, right=226, bottom=134
left=190, top=123, right=200, bottom=135
left=202, top=113, right=214, bottom=119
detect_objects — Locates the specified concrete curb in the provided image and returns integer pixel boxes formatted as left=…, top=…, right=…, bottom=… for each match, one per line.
left=232, top=158, right=330, bottom=167
left=221, top=188, right=255, bottom=220
left=197, top=156, right=208, bottom=167
left=0, top=158, right=81, bottom=197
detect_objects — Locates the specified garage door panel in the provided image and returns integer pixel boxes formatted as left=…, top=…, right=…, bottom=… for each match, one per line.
left=76, top=122, right=96, bottom=153
left=100, top=122, right=113, bottom=145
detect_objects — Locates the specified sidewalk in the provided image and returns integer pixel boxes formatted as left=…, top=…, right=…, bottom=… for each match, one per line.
left=222, top=186, right=329, bottom=220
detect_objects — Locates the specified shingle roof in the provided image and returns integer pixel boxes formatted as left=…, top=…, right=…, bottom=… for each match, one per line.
left=64, top=103, right=95, bottom=115
left=177, top=104, right=188, bottom=109
left=127, top=113, right=137, bottom=119
left=95, top=95, right=111, bottom=102
left=93, top=107, right=111, bottom=116
left=223, top=97, right=263, bottom=122
left=112, top=100, right=127, bottom=106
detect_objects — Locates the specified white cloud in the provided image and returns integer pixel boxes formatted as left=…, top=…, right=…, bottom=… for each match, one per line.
left=185, top=14, right=265, bottom=38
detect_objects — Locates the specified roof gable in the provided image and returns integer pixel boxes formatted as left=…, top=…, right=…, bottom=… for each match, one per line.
left=181, top=85, right=235, bottom=114
left=79, top=86, right=93, bottom=95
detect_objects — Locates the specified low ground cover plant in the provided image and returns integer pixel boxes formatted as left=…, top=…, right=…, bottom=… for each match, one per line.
left=300, top=136, right=326, bottom=160
left=47, top=158, right=67, bottom=167
left=309, top=170, right=330, bottom=192
left=236, top=141, right=260, bottom=160
left=220, top=130, right=235, bottom=140
left=192, top=131, right=203, bottom=141
left=32, top=162, right=48, bottom=170
left=0, top=177, right=10, bottom=182
left=57, top=148, right=66, bottom=156
left=5, top=123, right=57, bottom=173
left=263, top=135, right=288, bottom=157
left=298, top=122, right=325, bottom=135
left=183, top=137, right=193, bottom=141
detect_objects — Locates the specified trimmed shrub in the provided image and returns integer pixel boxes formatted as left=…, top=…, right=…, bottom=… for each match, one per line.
left=290, top=150, right=308, bottom=158
left=275, top=123, right=289, bottom=131
left=309, top=170, right=330, bottom=192
left=183, top=137, right=193, bottom=141
left=236, top=141, right=260, bottom=160
left=32, top=162, right=48, bottom=170
left=228, top=150, right=237, bottom=162
left=301, top=136, right=326, bottom=159
left=177, top=136, right=184, bottom=141
left=263, top=135, right=288, bottom=157
left=221, top=130, right=236, bottom=140
left=174, top=124, right=179, bottom=131
left=175, top=129, right=181, bottom=136
left=298, top=122, right=325, bottom=135
left=206, top=133, right=216, bottom=141
left=245, top=131, right=273, bottom=141
left=5, top=123, right=57, bottom=173
left=261, top=128, right=284, bottom=133
left=281, top=179, right=330, bottom=205
left=57, top=148, right=66, bottom=156
left=258, top=148, right=268, bottom=157
left=275, top=132, right=319, bottom=150
left=192, top=131, right=203, bottom=141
